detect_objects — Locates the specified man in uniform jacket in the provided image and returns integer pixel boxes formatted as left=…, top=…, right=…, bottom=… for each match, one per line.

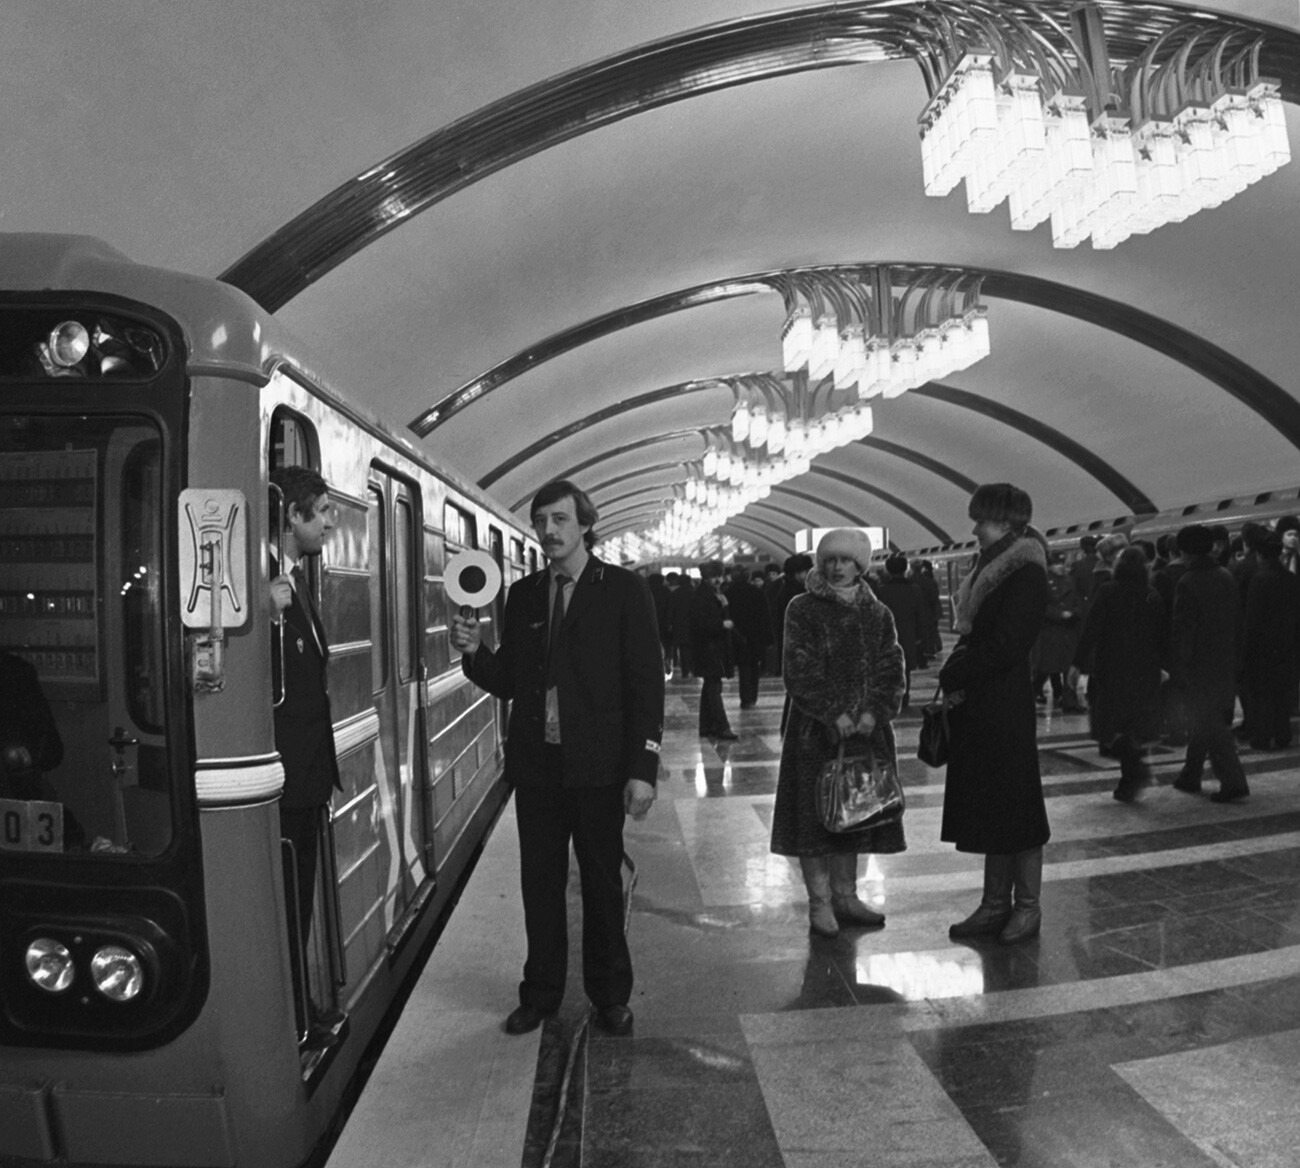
left=451, top=480, right=663, bottom=1037
left=1169, top=524, right=1249, bottom=802
left=269, top=466, right=343, bottom=1037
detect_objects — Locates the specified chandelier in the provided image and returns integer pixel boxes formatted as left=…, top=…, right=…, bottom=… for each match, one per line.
left=915, top=2, right=1290, bottom=249
left=645, top=267, right=989, bottom=552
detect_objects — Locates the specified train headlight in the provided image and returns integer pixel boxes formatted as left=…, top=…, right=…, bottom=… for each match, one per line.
left=90, top=944, right=144, bottom=1002
left=25, top=937, right=75, bottom=993
left=48, top=320, right=91, bottom=367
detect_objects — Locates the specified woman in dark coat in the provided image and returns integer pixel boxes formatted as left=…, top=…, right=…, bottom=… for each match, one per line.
left=939, top=484, right=1050, bottom=945
left=1070, top=546, right=1167, bottom=801
left=912, top=559, right=943, bottom=663
left=1241, top=535, right=1300, bottom=749
left=771, top=529, right=906, bottom=939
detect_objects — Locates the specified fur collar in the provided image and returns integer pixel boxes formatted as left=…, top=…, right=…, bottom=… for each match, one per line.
left=954, top=535, right=1046, bottom=633
left=805, top=566, right=879, bottom=608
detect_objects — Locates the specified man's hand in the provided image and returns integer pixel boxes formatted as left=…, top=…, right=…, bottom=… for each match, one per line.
left=855, top=711, right=877, bottom=737
left=833, top=713, right=856, bottom=740
left=270, top=574, right=293, bottom=620
left=625, top=778, right=655, bottom=820
left=450, top=613, right=482, bottom=655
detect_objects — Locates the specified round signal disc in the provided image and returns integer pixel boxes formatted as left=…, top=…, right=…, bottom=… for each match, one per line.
left=444, top=549, right=502, bottom=610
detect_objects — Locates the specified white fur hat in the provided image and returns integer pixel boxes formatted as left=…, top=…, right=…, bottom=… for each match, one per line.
left=815, top=528, right=874, bottom=572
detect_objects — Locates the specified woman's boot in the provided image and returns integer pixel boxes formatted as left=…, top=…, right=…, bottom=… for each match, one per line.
left=800, top=856, right=838, bottom=938
left=949, top=854, right=1013, bottom=938
left=999, top=847, right=1043, bottom=944
left=829, top=853, right=885, bottom=928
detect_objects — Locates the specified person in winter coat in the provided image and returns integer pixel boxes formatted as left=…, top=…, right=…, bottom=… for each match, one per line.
left=1169, top=524, right=1250, bottom=802
left=939, top=483, right=1050, bottom=946
left=772, top=553, right=813, bottom=672
left=666, top=573, right=697, bottom=678
left=1070, top=546, right=1167, bottom=801
left=770, top=529, right=906, bottom=939
left=725, top=564, right=774, bottom=708
left=691, top=561, right=737, bottom=740
left=911, top=559, right=943, bottom=664
left=1240, top=535, right=1300, bottom=749
left=1032, top=553, right=1084, bottom=710
left=875, top=555, right=923, bottom=706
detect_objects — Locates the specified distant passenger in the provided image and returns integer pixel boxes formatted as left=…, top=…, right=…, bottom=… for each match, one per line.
left=450, top=479, right=663, bottom=1037
left=875, top=554, right=922, bottom=707
left=1069, top=535, right=1099, bottom=611
left=1240, top=535, right=1300, bottom=750
left=1071, top=547, right=1166, bottom=802
left=666, top=571, right=697, bottom=678
left=1032, top=552, right=1083, bottom=712
left=941, top=483, right=1050, bottom=946
left=724, top=564, right=772, bottom=710
left=770, top=529, right=905, bottom=937
left=691, top=560, right=737, bottom=739
left=911, top=558, right=943, bottom=666
left=1169, top=524, right=1249, bottom=802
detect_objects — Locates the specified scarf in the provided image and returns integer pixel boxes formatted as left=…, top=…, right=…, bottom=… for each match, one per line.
left=805, top=566, right=876, bottom=608
left=953, top=532, right=1047, bottom=634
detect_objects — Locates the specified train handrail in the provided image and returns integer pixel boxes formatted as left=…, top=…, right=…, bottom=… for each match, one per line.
left=269, top=482, right=286, bottom=709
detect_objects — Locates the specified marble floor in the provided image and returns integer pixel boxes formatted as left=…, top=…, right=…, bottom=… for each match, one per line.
left=330, top=657, right=1300, bottom=1168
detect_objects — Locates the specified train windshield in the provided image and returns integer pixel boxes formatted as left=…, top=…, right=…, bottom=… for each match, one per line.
left=1, top=413, right=173, bottom=858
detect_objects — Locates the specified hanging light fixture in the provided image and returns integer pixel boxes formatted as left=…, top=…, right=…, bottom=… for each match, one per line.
left=915, top=2, right=1289, bottom=249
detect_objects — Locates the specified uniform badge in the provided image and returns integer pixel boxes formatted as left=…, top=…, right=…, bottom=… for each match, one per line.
left=297, top=636, right=305, bottom=653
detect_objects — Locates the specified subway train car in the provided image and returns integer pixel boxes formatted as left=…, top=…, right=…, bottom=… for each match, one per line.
left=906, top=485, right=1300, bottom=622
left=0, top=234, right=537, bottom=1167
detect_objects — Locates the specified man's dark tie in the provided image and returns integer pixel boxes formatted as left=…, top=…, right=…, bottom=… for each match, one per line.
left=292, top=564, right=323, bottom=651
left=547, top=574, right=570, bottom=686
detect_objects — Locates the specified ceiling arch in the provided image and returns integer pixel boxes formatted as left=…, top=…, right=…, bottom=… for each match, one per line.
left=218, top=1, right=1300, bottom=312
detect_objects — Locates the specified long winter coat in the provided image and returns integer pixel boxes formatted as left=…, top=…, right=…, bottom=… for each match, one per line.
left=770, top=569, right=907, bottom=857
left=1170, top=555, right=1241, bottom=715
left=1032, top=570, right=1083, bottom=675
left=1242, top=558, right=1300, bottom=714
left=876, top=576, right=924, bottom=672
left=1073, top=578, right=1166, bottom=746
left=938, top=534, right=1050, bottom=855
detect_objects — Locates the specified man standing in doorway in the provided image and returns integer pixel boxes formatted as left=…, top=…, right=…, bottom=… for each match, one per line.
left=269, top=466, right=343, bottom=1040
left=451, top=480, right=664, bottom=1036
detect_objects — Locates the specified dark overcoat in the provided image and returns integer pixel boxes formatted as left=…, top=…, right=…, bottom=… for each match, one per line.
left=875, top=577, right=923, bottom=671
left=271, top=554, right=342, bottom=809
left=938, top=536, right=1050, bottom=855
left=1170, top=556, right=1241, bottom=715
left=1073, top=579, right=1166, bottom=746
left=463, top=556, right=665, bottom=788
left=916, top=571, right=943, bottom=655
left=1032, top=571, right=1083, bottom=675
left=1242, top=559, right=1300, bottom=704
left=770, top=570, right=906, bottom=857
left=689, top=580, right=732, bottom=680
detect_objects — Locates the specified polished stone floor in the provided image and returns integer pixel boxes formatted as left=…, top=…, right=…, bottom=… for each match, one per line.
left=331, top=655, right=1300, bottom=1168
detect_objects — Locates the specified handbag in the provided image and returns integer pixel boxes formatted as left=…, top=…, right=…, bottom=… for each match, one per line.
left=815, top=739, right=905, bottom=833
left=917, top=685, right=951, bottom=767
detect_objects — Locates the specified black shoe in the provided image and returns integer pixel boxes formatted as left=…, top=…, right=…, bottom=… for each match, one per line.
left=1209, top=786, right=1249, bottom=803
left=592, top=1004, right=633, bottom=1036
left=504, top=1004, right=553, bottom=1035
left=1172, top=772, right=1202, bottom=794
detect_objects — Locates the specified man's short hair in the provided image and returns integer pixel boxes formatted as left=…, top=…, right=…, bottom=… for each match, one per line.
left=884, top=554, right=908, bottom=577
left=530, top=479, right=599, bottom=549
left=698, top=560, right=725, bottom=580
left=969, top=483, right=1033, bottom=533
left=271, top=465, right=329, bottom=528
left=783, top=553, right=813, bottom=577
left=1079, top=535, right=1098, bottom=553
left=1208, top=524, right=1230, bottom=545
left=764, top=563, right=782, bottom=577
left=1176, top=524, right=1214, bottom=557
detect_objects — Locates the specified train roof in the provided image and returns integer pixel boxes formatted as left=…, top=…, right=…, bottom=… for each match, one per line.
left=0, top=232, right=520, bottom=529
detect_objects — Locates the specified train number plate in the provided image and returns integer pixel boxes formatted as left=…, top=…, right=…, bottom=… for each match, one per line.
left=0, top=798, right=64, bottom=853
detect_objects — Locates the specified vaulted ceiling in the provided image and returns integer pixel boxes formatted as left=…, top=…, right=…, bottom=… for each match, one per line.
left=8, top=0, right=1300, bottom=557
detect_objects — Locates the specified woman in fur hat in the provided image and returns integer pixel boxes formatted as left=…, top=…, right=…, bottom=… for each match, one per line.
left=940, top=484, right=1051, bottom=945
left=770, top=528, right=907, bottom=938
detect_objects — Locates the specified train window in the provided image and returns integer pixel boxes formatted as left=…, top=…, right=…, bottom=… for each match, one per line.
left=270, top=409, right=316, bottom=472
left=1087, top=520, right=1103, bottom=530
left=1255, top=492, right=1273, bottom=505
left=368, top=486, right=387, bottom=693
left=1182, top=504, right=1199, bottom=516
left=528, top=548, right=538, bottom=574
left=0, top=413, right=173, bottom=856
left=395, top=498, right=416, bottom=683
left=1066, top=525, right=1079, bottom=533
left=1217, top=499, right=1234, bottom=510
left=510, top=537, right=524, bottom=567
left=444, top=502, right=476, bottom=549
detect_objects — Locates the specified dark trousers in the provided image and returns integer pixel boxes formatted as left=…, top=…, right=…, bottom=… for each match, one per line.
left=279, top=804, right=322, bottom=946
left=698, top=675, right=731, bottom=735
left=737, top=653, right=763, bottom=707
left=1184, top=705, right=1248, bottom=790
left=674, top=643, right=695, bottom=677
left=514, top=753, right=632, bottom=1012
left=1243, top=677, right=1294, bottom=746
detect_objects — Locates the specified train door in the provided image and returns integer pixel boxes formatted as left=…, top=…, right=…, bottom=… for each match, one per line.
left=368, top=468, right=433, bottom=943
